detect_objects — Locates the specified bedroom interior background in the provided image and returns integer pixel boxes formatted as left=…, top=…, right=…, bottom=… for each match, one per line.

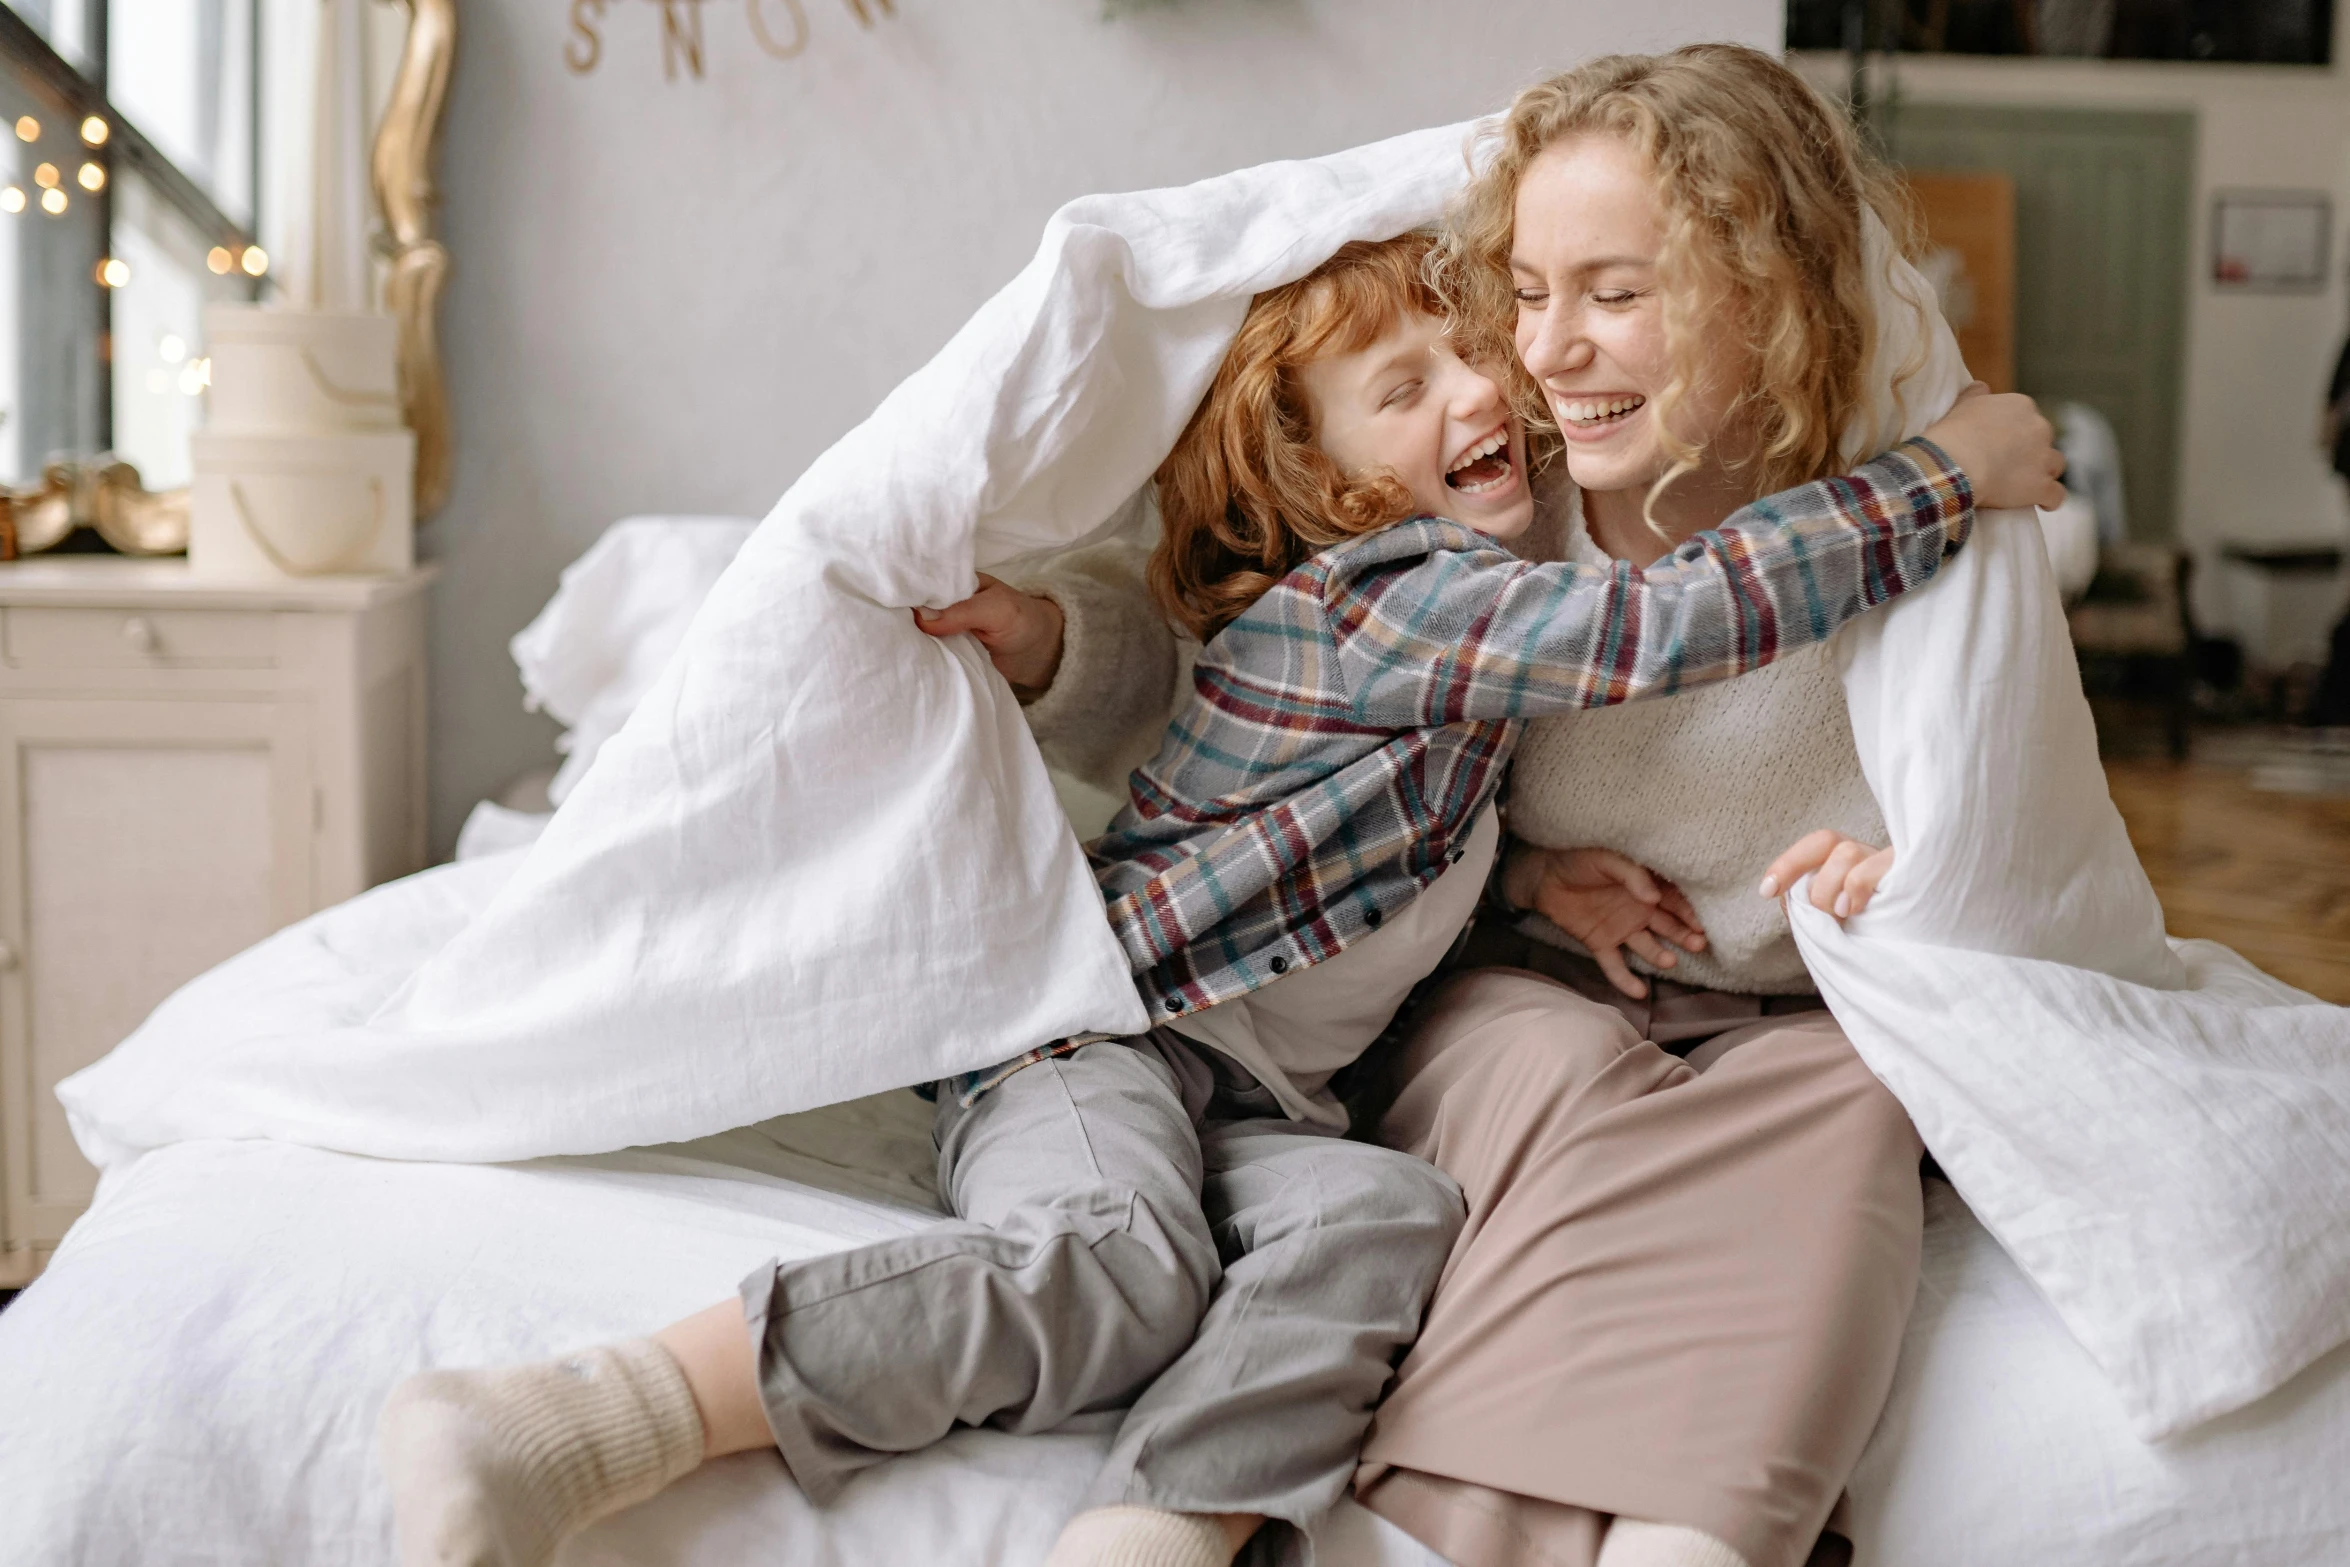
left=0, top=0, right=453, bottom=1289
left=1791, top=17, right=2350, bottom=665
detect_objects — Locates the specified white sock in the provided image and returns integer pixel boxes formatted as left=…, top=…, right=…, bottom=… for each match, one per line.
left=1596, top=1517, right=1752, bottom=1567
left=1044, top=1505, right=1239, bottom=1567
left=379, top=1337, right=707, bottom=1567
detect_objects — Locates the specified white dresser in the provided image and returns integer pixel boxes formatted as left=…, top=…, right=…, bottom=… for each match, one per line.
left=0, top=558, right=435, bottom=1285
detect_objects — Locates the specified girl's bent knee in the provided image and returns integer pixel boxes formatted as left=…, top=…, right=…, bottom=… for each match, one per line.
left=1324, top=1147, right=1467, bottom=1249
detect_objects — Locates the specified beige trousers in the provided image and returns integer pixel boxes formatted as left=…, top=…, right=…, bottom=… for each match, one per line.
left=1352, top=967, right=1925, bottom=1567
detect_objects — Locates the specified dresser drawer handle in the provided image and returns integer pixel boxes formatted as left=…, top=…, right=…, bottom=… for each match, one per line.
left=119, top=615, right=159, bottom=654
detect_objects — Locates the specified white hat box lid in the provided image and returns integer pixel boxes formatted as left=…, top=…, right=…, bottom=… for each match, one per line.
left=189, top=430, right=416, bottom=580
left=204, top=304, right=403, bottom=436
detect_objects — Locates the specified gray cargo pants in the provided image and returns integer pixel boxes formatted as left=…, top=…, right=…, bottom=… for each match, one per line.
left=738, top=1032, right=1464, bottom=1534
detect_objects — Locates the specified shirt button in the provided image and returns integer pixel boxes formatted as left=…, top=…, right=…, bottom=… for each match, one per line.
left=1365, top=908, right=1384, bottom=929
left=1163, top=995, right=1184, bottom=1014
left=1268, top=955, right=1289, bottom=975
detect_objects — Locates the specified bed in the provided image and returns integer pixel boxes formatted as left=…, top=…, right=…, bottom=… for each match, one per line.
left=5, top=1010, right=2348, bottom=1565
left=6, top=514, right=2349, bottom=1565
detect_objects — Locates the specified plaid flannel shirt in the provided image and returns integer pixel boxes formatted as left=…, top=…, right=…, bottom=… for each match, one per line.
left=948, top=439, right=1970, bottom=1103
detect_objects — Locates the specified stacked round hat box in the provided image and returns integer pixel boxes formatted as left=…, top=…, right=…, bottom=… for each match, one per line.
left=190, top=305, right=415, bottom=578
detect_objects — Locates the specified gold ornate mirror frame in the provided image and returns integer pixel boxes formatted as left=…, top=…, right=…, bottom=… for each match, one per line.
left=373, top=0, right=458, bottom=519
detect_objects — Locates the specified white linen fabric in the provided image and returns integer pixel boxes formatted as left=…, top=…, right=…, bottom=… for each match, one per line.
left=1846, top=1180, right=2350, bottom=1566
left=1789, top=218, right=2350, bottom=1439
left=59, top=123, right=1479, bottom=1169
left=10, top=897, right=2347, bottom=1567
left=0, top=867, right=1444, bottom=1566
left=509, top=514, right=759, bottom=805
left=454, top=516, right=759, bottom=859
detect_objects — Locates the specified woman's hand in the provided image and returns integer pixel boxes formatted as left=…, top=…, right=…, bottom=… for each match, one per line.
left=1504, top=843, right=1707, bottom=1001
left=1921, top=382, right=2067, bottom=513
left=1759, top=829, right=1893, bottom=921
left=914, top=574, right=1066, bottom=697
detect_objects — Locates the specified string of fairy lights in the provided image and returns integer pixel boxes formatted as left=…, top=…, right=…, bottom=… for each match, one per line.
left=3, top=110, right=268, bottom=294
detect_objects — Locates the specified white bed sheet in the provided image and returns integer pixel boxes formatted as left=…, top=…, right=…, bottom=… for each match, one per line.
left=1849, top=1181, right=2350, bottom=1564
left=9, top=1113, right=2348, bottom=1566
left=0, top=1092, right=1441, bottom=1566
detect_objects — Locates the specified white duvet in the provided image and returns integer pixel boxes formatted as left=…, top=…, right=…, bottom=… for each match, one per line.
left=1788, top=222, right=2350, bottom=1439
left=0, top=857, right=1434, bottom=1566
left=8, top=855, right=2350, bottom=1566
left=51, top=120, right=2350, bottom=1449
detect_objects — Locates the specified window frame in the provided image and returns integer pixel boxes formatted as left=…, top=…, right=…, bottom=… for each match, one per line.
left=0, top=0, right=262, bottom=455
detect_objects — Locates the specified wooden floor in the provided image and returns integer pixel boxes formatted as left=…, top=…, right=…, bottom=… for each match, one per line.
left=2105, top=749, right=2350, bottom=1003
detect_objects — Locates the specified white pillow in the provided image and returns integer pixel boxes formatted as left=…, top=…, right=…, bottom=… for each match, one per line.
left=508, top=515, right=758, bottom=805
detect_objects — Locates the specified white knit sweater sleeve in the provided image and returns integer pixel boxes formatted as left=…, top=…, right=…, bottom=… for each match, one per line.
left=1011, top=537, right=1190, bottom=794
left=1501, top=490, right=1885, bottom=994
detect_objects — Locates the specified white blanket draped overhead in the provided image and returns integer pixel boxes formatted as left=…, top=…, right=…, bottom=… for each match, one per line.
left=59, top=123, right=2350, bottom=1444
left=60, top=123, right=1479, bottom=1160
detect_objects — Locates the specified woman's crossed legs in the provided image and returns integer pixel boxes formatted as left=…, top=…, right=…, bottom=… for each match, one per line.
left=1355, top=968, right=1925, bottom=1567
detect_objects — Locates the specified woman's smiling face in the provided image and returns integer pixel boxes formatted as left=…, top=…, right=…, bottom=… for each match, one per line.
left=1295, top=310, right=1536, bottom=542
left=1509, top=133, right=1745, bottom=505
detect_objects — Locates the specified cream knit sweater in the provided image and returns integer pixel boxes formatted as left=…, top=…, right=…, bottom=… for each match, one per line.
left=1508, top=493, right=1884, bottom=994
left=1018, top=487, right=1882, bottom=998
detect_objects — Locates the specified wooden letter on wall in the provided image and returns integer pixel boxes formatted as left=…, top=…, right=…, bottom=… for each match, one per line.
left=660, top=0, right=706, bottom=80
left=747, top=0, right=809, bottom=58
left=566, top=0, right=606, bottom=73
left=565, top=0, right=889, bottom=77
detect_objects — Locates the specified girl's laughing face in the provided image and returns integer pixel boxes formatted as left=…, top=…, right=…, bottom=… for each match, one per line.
left=1296, top=310, right=1536, bottom=541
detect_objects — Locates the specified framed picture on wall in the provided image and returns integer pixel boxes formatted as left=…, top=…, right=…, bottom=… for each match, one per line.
left=2211, top=190, right=2332, bottom=291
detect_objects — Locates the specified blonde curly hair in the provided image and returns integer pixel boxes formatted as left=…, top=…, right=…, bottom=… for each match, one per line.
left=1149, top=233, right=1438, bottom=642
left=1430, top=43, right=1918, bottom=506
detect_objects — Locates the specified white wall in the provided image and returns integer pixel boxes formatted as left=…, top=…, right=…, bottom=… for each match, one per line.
left=424, top=0, right=1777, bottom=852
left=1796, top=37, right=2350, bottom=642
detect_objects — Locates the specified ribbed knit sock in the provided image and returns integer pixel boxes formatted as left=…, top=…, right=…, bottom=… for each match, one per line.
left=1596, top=1518, right=1752, bottom=1567
left=379, top=1337, right=707, bottom=1567
left=1043, top=1506, right=1241, bottom=1567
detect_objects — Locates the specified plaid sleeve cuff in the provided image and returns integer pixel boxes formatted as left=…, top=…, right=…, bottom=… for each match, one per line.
left=1888, top=435, right=1976, bottom=555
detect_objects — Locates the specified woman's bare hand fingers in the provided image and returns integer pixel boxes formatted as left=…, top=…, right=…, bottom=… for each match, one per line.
left=1759, top=829, right=1843, bottom=899
left=2033, top=444, right=2069, bottom=511
left=1923, top=390, right=2064, bottom=512
left=1840, top=845, right=1897, bottom=916
left=1809, top=838, right=1877, bottom=917
left=916, top=576, right=1064, bottom=691
left=1590, top=941, right=1649, bottom=1000
left=914, top=574, right=1016, bottom=638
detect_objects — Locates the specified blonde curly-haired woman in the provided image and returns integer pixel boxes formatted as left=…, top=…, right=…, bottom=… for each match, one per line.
left=954, top=45, right=2059, bottom=1567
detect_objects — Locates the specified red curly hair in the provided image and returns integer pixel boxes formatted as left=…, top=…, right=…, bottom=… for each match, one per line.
left=1148, top=233, right=1440, bottom=642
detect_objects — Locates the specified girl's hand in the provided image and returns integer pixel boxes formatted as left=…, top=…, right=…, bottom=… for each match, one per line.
left=1504, top=843, right=1707, bottom=1001
left=914, top=575, right=1066, bottom=696
left=1759, top=829, right=1893, bottom=921
left=1921, top=382, right=2067, bottom=512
